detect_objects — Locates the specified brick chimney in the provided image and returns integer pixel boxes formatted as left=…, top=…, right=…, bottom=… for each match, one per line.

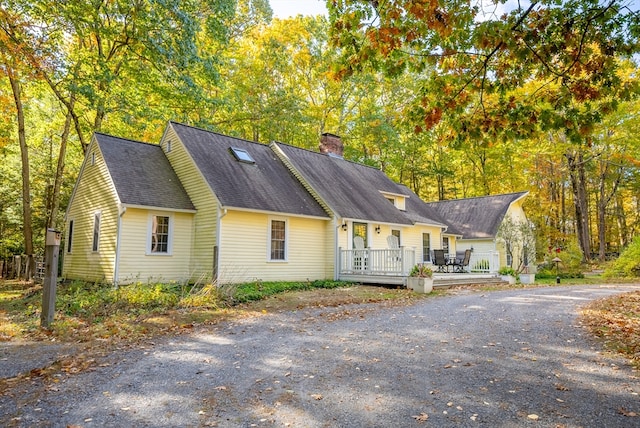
left=319, top=133, right=344, bottom=158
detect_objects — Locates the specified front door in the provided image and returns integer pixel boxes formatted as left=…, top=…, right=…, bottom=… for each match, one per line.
left=353, top=222, right=368, bottom=247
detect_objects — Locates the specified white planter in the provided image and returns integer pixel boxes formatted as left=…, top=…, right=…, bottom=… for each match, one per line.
left=500, top=275, right=516, bottom=285
left=407, top=277, right=433, bottom=293
left=519, top=273, right=535, bottom=284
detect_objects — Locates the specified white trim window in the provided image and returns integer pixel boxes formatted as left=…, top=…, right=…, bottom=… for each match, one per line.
left=92, top=212, right=101, bottom=252
left=148, top=213, right=172, bottom=255
left=269, top=218, right=287, bottom=261
left=442, top=237, right=450, bottom=254
left=422, top=233, right=431, bottom=262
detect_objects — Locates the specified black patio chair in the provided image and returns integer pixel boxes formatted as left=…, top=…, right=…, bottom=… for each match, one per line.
left=433, top=249, right=449, bottom=273
left=451, top=249, right=471, bottom=273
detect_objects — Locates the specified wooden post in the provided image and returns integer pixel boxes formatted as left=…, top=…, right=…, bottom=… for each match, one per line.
left=41, top=228, right=61, bottom=328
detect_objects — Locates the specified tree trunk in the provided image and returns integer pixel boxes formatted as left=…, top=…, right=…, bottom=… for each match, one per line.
left=47, top=96, right=75, bottom=229
left=614, top=194, right=628, bottom=249
left=8, top=71, right=35, bottom=280
left=596, top=157, right=621, bottom=261
left=566, top=149, right=591, bottom=262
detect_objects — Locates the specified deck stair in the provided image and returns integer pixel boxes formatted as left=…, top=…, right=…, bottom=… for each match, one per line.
left=433, top=275, right=508, bottom=289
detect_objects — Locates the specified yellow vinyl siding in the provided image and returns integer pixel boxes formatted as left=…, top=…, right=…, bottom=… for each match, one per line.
left=497, top=199, right=529, bottom=267
left=161, top=125, right=217, bottom=280
left=62, top=141, right=119, bottom=282
left=116, top=208, right=193, bottom=283
left=399, top=225, right=443, bottom=263
left=218, top=210, right=329, bottom=283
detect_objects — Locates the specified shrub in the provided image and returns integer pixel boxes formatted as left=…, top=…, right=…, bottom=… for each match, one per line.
left=604, top=236, right=640, bottom=278
left=409, top=264, right=433, bottom=278
left=535, top=270, right=584, bottom=279
left=498, top=266, right=516, bottom=276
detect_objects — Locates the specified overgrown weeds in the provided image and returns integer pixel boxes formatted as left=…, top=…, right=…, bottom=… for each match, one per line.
left=0, top=278, right=354, bottom=343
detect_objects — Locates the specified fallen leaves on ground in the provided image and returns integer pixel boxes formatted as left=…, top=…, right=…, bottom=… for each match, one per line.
left=412, top=412, right=429, bottom=421
left=580, top=291, right=640, bottom=369
left=618, top=407, right=638, bottom=417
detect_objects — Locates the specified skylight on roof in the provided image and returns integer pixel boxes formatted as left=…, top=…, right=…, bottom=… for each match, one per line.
left=230, top=147, right=255, bottom=164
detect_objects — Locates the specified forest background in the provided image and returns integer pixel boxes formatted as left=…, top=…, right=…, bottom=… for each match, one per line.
left=0, top=0, right=639, bottom=273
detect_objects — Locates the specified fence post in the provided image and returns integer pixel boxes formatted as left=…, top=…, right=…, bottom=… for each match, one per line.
left=41, top=229, right=61, bottom=328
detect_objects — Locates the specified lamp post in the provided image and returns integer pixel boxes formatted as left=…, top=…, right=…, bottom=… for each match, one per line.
left=552, top=256, right=562, bottom=284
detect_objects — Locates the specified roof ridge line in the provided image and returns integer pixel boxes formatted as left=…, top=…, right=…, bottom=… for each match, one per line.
left=170, top=121, right=269, bottom=147
left=274, top=140, right=385, bottom=172
left=427, top=191, right=529, bottom=203
left=94, top=132, right=157, bottom=147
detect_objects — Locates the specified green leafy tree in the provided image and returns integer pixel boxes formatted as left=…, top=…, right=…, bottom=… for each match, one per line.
left=328, top=0, right=639, bottom=138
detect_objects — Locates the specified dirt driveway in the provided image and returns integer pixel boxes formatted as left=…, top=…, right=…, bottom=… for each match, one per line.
left=1, top=284, right=639, bottom=427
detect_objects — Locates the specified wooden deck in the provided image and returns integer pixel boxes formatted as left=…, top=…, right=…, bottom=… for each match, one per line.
left=337, top=247, right=504, bottom=287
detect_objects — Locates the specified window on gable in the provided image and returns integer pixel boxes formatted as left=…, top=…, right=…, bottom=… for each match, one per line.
left=270, top=219, right=286, bottom=261
left=230, top=147, right=255, bottom=164
left=150, top=215, right=170, bottom=254
left=92, top=212, right=101, bottom=252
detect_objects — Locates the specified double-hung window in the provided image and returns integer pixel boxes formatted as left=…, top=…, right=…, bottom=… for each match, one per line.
left=149, top=214, right=171, bottom=254
left=270, top=219, right=287, bottom=261
left=422, top=233, right=431, bottom=262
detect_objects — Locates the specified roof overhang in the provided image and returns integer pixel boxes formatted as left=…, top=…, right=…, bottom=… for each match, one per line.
left=121, top=203, right=197, bottom=214
left=222, top=205, right=331, bottom=221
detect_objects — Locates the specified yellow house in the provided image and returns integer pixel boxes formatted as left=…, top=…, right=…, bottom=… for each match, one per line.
left=63, top=134, right=196, bottom=284
left=424, top=192, right=530, bottom=273
left=63, top=122, right=528, bottom=285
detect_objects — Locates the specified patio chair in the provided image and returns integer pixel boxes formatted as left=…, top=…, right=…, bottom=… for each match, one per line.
left=353, top=236, right=366, bottom=270
left=433, top=249, right=449, bottom=273
left=451, top=249, right=471, bottom=273
left=387, top=235, right=401, bottom=266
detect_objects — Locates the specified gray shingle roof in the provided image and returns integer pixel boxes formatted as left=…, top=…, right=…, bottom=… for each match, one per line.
left=170, top=122, right=329, bottom=218
left=424, top=192, right=528, bottom=239
left=275, top=143, right=417, bottom=225
left=96, top=133, right=195, bottom=211
left=397, top=185, right=453, bottom=231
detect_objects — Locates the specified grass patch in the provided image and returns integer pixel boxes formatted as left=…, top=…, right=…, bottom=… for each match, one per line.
left=0, top=278, right=359, bottom=343
left=232, top=279, right=352, bottom=304
left=580, top=290, right=640, bottom=369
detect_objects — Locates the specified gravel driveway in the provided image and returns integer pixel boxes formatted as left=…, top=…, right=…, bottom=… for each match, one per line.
left=2, top=285, right=639, bottom=427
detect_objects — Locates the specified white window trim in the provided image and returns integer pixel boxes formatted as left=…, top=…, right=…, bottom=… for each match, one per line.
left=422, top=232, right=431, bottom=263
left=146, top=212, right=174, bottom=256
left=268, top=217, right=288, bottom=262
left=92, top=211, right=101, bottom=252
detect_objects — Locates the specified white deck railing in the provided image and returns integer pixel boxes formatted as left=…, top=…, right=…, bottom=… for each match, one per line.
left=467, top=251, right=500, bottom=273
left=338, top=247, right=416, bottom=277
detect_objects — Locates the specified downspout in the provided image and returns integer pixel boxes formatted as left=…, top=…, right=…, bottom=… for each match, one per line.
left=334, top=217, right=340, bottom=281
left=215, top=206, right=228, bottom=285
left=113, top=205, right=126, bottom=287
